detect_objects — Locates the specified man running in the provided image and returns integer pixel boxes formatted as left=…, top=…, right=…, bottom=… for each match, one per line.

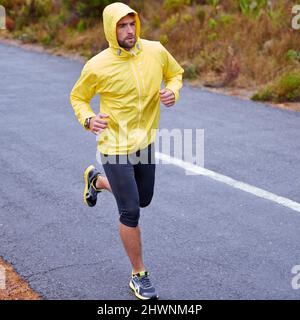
left=70, top=2, right=183, bottom=300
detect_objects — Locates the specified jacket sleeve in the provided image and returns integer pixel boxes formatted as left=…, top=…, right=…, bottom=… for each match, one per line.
left=69, top=61, right=97, bottom=129
left=160, top=44, right=184, bottom=102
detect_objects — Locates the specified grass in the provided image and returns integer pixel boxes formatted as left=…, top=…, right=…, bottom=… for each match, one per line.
left=0, top=0, right=300, bottom=102
left=252, top=72, right=300, bottom=102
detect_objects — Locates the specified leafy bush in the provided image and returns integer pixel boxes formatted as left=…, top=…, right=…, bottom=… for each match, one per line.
left=208, top=18, right=217, bottom=29
left=39, top=14, right=63, bottom=41
left=184, top=64, right=197, bottom=79
left=41, top=34, right=52, bottom=45
left=278, top=73, right=300, bottom=100
left=208, top=32, right=218, bottom=41
left=239, top=0, right=269, bottom=17
left=163, top=0, right=191, bottom=12
left=182, top=13, right=193, bottom=23
left=208, top=0, right=219, bottom=7
left=220, top=14, right=234, bottom=25
left=251, top=89, right=273, bottom=102
left=76, top=19, right=86, bottom=32
left=159, top=34, right=169, bottom=45
left=163, top=14, right=178, bottom=31
left=286, top=50, right=300, bottom=62
left=0, top=0, right=26, bottom=12
left=6, top=0, right=53, bottom=28
left=62, top=0, right=115, bottom=18
left=195, top=6, right=205, bottom=25
left=151, top=16, right=161, bottom=28
left=22, top=0, right=53, bottom=20
left=252, top=73, right=300, bottom=102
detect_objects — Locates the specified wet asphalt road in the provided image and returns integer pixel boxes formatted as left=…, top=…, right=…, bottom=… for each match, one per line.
left=0, top=43, right=300, bottom=300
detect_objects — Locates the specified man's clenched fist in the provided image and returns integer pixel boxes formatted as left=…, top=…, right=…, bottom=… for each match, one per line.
left=159, top=89, right=175, bottom=107
left=90, top=113, right=109, bottom=135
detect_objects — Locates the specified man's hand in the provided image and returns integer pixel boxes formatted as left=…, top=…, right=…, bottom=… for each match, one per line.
left=160, top=89, right=175, bottom=107
left=89, top=113, right=109, bottom=135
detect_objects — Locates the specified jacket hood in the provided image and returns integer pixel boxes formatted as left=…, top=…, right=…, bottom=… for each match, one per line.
left=103, top=2, right=141, bottom=53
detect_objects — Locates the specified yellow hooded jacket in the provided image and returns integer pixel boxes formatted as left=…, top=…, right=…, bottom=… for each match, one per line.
left=70, top=2, right=184, bottom=155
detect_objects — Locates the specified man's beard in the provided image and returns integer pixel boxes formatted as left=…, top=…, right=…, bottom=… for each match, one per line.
left=118, top=36, right=136, bottom=49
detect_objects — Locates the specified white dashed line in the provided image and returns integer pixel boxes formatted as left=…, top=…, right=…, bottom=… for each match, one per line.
left=156, top=152, right=300, bottom=213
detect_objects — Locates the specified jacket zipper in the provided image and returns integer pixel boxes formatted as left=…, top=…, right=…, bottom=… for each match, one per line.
left=130, top=56, right=142, bottom=130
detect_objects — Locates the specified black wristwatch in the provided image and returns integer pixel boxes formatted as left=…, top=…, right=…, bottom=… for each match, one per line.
left=84, top=117, right=92, bottom=129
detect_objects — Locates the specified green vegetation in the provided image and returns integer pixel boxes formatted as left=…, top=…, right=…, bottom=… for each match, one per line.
left=252, top=73, right=300, bottom=102
left=239, top=0, right=270, bottom=17
left=0, top=0, right=299, bottom=102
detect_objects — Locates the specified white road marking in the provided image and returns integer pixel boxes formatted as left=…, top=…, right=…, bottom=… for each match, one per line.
left=155, top=152, right=300, bottom=213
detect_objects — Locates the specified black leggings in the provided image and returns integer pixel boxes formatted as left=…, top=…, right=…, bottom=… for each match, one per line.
left=101, top=144, right=156, bottom=227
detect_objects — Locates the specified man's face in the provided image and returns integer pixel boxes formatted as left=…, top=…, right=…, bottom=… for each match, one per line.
left=116, top=14, right=136, bottom=50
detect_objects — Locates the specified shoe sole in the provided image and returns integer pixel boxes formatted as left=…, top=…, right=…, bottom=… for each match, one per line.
left=129, top=281, right=159, bottom=300
left=83, top=165, right=95, bottom=207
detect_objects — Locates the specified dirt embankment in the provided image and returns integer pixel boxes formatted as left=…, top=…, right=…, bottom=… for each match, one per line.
left=0, top=258, right=41, bottom=300
left=1, top=37, right=300, bottom=112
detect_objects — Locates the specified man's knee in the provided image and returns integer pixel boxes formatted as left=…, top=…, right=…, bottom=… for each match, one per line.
left=119, top=205, right=140, bottom=227
left=139, top=194, right=153, bottom=208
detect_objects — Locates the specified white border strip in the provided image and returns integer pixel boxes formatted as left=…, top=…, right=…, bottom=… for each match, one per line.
left=156, top=152, right=300, bottom=213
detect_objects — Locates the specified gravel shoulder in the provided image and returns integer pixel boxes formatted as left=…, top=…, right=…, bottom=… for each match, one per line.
left=0, top=258, right=41, bottom=300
